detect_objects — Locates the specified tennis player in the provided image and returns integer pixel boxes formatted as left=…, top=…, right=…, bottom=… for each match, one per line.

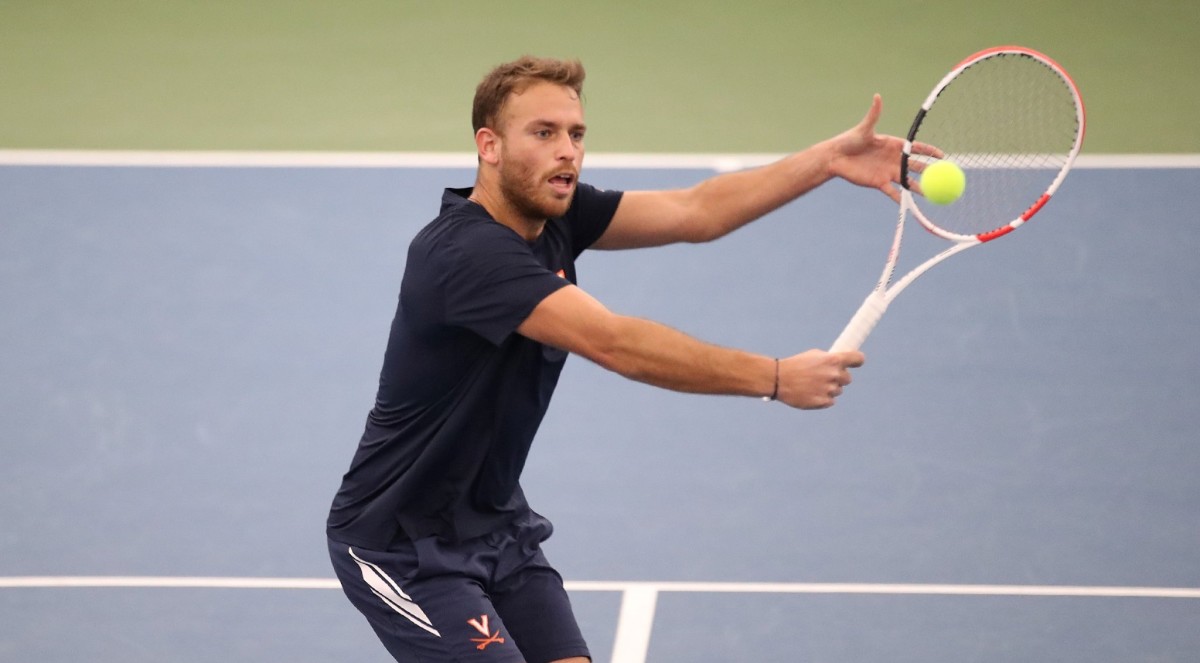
left=328, top=55, right=910, bottom=662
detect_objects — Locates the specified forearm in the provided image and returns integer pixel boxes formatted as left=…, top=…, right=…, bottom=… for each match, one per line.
left=520, top=286, right=862, bottom=409
left=592, top=314, right=776, bottom=398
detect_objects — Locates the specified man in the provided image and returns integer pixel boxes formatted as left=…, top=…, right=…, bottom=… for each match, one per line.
left=328, top=56, right=929, bottom=662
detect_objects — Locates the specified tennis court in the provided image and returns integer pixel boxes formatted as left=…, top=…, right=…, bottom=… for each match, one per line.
left=2, top=154, right=1198, bottom=661
left=4, top=2, right=1200, bottom=659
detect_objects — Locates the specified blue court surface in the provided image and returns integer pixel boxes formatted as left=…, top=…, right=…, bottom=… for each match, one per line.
left=1, top=158, right=1198, bottom=662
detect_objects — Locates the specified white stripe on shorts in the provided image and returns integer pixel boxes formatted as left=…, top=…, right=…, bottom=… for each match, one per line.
left=347, top=547, right=441, bottom=637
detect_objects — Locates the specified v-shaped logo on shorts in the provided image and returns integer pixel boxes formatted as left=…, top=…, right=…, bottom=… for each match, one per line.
left=467, top=614, right=505, bottom=651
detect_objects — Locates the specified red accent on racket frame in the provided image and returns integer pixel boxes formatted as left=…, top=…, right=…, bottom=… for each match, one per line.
left=978, top=225, right=1017, bottom=243
left=1021, top=194, right=1051, bottom=221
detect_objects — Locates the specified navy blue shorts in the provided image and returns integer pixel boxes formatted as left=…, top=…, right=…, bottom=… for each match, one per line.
left=328, top=511, right=590, bottom=662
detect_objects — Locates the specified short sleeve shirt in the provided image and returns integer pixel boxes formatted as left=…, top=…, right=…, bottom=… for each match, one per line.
left=327, top=183, right=623, bottom=547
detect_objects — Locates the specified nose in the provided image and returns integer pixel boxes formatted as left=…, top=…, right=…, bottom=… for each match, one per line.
left=555, top=132, right=578, bottom=161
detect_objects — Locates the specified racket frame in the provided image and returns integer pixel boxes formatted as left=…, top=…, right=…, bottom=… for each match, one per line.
left=829, top=46, right=1085, bottom=353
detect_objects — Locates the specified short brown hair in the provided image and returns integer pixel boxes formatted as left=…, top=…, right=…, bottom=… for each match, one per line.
left=471, top=56, right=586, bottom=134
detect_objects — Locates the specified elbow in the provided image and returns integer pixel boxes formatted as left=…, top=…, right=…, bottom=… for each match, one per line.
left=676, top=183, right=729, bottom=244
left=663, top=187, right=722, bottom=245
left=678, top=202, right=722, bottom=244
left=680, top=221, right=721, bottom=244
left=586, top=323, right=625, bottom=374
left=583, top=315, right=640, bottom=378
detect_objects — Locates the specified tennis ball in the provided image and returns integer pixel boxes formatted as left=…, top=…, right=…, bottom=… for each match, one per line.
left=921, top=160, right=966, bottom=205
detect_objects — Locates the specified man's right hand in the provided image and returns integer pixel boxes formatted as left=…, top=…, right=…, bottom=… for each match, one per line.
left=776, top=350, right=865, bottom=409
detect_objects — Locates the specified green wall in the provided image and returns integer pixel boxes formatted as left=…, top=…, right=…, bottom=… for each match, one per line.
left=3, top=1, right=1195, bottom=153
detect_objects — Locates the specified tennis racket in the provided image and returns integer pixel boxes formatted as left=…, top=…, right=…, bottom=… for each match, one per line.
left=829, top=45, right=1086, bottom=353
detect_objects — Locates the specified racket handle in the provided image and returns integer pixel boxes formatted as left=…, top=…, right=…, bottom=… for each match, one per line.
left=829, top=290, right=888, bottom=353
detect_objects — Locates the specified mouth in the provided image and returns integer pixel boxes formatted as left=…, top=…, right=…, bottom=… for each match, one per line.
left=547, top=171, right=576, bottom=195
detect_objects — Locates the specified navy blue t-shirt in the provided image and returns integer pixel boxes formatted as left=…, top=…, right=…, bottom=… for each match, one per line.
left=327, top=183, right=623, bottom=548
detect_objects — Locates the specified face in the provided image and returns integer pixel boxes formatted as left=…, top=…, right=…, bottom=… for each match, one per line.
left=492, top=81, right=586, bottom=221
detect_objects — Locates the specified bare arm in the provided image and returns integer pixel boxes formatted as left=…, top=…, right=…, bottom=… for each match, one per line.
left=593, top=94, right=940, bottom=250
left=593, top=148, right=837, bottom=249
left=518, top=285, right=863, bottom=409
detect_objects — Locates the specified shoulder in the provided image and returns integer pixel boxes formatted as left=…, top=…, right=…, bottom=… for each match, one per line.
left=413, top=196, right=527, bottom=264
left=568, top=182, right=623, bottom=216
left=557, top=182, right=624, bottom=253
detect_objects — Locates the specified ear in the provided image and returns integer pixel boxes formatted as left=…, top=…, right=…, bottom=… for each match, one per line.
left=475, top=127, right=501, bottom=166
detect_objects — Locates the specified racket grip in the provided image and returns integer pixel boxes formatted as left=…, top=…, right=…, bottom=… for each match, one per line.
left=829, top=290, right=887, bottom=353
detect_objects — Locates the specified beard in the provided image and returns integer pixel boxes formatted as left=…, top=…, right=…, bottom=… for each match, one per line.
left=497, top=152, right=574, bottom=221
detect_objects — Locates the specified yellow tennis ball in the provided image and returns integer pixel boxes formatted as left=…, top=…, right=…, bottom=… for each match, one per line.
left=921, top=160, right=966, bottom=205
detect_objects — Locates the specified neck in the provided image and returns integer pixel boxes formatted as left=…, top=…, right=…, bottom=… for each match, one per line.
left=468, top=181, right=545, bottom=242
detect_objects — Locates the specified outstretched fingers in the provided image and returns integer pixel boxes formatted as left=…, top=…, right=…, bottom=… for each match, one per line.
left=910, top=141, right=945, bottom=160
left=893, top=142, right=946, bottom=201
left=857, top=93, right=884, bottom=134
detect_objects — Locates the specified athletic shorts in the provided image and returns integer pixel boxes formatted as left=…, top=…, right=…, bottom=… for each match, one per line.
left=328, top=511, right=590, bottom=662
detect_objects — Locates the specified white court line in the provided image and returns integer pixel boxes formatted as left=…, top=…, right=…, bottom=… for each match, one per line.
left=565, top=580, right=1200, bottom=599
left=4, top=577, right=1196, bottom=663
left=0, top=150, right=1197, bottom=170
left=0, top=576, right=340, bottom=589
left=610, top=585, right=659, bottom=663
left=3, top=576, right=1196, bottom=598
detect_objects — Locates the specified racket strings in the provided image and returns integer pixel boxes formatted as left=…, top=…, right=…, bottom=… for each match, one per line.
left=911, top=53, right=1081, bottom=237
